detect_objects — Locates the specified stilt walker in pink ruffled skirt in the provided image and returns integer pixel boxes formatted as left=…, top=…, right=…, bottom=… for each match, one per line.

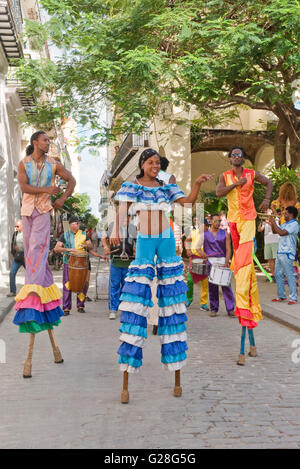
left=14, top=131, right=76, bottom=378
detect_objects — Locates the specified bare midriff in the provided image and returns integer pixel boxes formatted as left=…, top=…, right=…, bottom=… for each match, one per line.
left=137, top=210, right=170, bottom=235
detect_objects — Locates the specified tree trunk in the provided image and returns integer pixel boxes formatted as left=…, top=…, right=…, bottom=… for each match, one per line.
left=290, top=132, right=300, bottom=169
left=274, top=121, right=287, bottom=168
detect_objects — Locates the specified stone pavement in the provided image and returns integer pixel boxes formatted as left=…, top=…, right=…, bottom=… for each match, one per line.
left=0, top=261, right=300, bottom=449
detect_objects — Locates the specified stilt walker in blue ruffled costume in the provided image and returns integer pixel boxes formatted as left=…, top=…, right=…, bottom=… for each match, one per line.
left=15, top=131, right=76, bottom=378
left=111, top=148, right=213, bottom=403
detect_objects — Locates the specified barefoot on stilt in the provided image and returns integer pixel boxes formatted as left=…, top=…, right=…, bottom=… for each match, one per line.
left=173, top=370, right=182, bottom=397
left=23, top=333, right=35, bottom=378
left=48, top=329, right=64, bottom=363
left=121, top=371, right=129, bottom=404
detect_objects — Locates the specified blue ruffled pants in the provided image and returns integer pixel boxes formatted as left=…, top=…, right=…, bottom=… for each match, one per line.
left=117, top=227, right=188, bottom=373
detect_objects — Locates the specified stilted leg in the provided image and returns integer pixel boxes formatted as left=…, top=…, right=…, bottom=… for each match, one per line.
left=23, top=333, right=35, bottom=378
left=173, top=370, right=182, bottom=397
left=121, top=371, right=129, bottom=404
left=248, top=328, right=257, bottom=357
left=237, top=326, right=246, bottom=365
left=48, top=329, right=64, bottom=363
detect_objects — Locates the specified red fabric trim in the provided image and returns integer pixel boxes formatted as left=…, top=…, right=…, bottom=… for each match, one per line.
left=235, top=307, right=258, bottom=329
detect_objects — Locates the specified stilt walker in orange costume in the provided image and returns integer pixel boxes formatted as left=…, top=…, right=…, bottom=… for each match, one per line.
left=216, top=147, right=273, bottom=365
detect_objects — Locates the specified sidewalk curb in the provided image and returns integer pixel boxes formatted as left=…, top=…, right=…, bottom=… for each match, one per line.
left=0, top=299, right=14, bottom=325
left=262, top=303, right=300, bottom=334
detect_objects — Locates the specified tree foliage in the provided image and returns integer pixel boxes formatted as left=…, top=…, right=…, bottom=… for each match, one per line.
left=53, top=192, right=99, bottom=228
left=16, top=0, right=300, bottom=163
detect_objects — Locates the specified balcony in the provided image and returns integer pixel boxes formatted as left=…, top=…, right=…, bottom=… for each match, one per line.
left=0, top=0, right=23, bottom=63
left=110, top=132, right=149, bottom=178
left=5, top=74, right=35, bottom=114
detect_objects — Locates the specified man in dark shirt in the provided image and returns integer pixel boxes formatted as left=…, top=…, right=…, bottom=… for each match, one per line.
left=101, top=218, right=137, bottom=319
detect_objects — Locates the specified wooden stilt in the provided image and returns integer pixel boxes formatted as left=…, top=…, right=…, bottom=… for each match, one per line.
left=173, top=369, right=182, bottom=397
left=48, top=329, right=64, bottom=363
left=121, top=371, right=129, bottom=404
left=23, top=333, right=35, bottom=378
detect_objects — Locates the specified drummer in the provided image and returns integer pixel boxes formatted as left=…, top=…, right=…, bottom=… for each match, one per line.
left=54, top=216, right=105, bottom=315
left=101, top=214, right=137, bottom=320
left=202, top=214, right=235, bottom=317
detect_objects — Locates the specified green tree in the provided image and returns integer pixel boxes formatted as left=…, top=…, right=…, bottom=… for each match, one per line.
left=16, top=0, right=300, bottom=165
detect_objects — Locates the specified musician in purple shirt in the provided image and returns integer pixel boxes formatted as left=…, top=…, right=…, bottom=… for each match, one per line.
left=203, top=214, right=235, bottom=317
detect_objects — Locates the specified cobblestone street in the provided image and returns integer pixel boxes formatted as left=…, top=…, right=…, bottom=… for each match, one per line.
left=0, top=270, right=299, bottom=449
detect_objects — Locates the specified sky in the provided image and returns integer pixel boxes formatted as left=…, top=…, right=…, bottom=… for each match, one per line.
left=79, top=144, right=106, bottom=216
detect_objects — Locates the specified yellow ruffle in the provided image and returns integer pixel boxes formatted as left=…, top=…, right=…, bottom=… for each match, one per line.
left=15, top=283, right=62, bottom=304
left=251, top=304, right=263, bottom=323
left=65, top=281, right=71, bottom=291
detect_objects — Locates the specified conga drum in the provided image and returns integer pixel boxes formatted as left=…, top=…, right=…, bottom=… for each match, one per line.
left=68, top=252, right=89, bottom=292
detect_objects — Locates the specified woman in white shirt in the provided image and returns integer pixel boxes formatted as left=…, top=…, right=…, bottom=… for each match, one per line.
left=257, top=210, right=280, bottom=279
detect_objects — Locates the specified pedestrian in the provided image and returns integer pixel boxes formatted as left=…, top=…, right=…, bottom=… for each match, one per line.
left=101, top=214, right=137, bottom=320
left=269, top=206, right=299, bottom=305
left=14, top=130, right=76, bottom=378
left=158, top=155, right=176, bottom=184
left=184, top=216, right=209, bottom=311
left=111, top=147, right=214, bottom=402
left=257, top=209, right=280, bottom=280
left=216, top=145, right=273, bottom=365
left=7, top=220, right=25, bottom=297
left=219, top=210, right=230, bottom=233
left=271, top=182, right=300, bottom=224
left=54, top=216, right=105, bottom=314
left=203, top=214, right=235, bottom=317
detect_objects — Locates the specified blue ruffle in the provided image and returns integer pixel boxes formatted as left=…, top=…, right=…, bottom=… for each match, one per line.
left=122, top=281, right=152, bottom=299
left=118, top=342, right=143, bottom=360
left=126, top=271, right=154, bottom=281
left=118, top=355, right=142, bottom=368
left=115, top=182, right=185, bottom=205
left=158, top=323, right=186, bottom=336
left=156, top=281, right=188, bottom=298
left=159, top=313, right=188, bottom=327
left=120, top=311, right=147, bottom=328
left=162, top=341, right=188, bottom=355
left=120, top=323, right=148, bottom=338
left=156, top=256, right=183, bottom=265
left=158, top=294, right=187, bottom=307
left=161, top=351, right=187, bottom=364
left=13, top=306, right=64, bottom=326
left=156, top=265, right=183, bottom=279
left=119, top=293, right=153, bottom=307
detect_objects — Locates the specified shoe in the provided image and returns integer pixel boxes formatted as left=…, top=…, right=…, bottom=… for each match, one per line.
left=6, top=292, right=15, bottom=297
left=228, top=310, right=235, bottom=317
left=86, top=296, right=92, bottom=302
left=63, top=310, right=70, bottom=316
left=77, top=308, right=86, bottom=313
left=237, top=354, right=245, bottom=366
left=248, top=346, right=257, bottom=357
left=271, top=298, right=286, bottom=302
left=288, top=301, right=297, bottom=305
left=200, top=304, right=209, bottom=311
left=109, top=311, right=116, bottom=319
left=185, top=301, right=192, bottom=308
left=209, top=311, right=218, bottom=317
left=152, top=325, right=158, bottom=335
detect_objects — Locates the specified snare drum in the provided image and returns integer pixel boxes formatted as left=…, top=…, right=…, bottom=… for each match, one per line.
left=68, top=252, right=89, bottom=292
left=209, top=265, right=233, bottom=287
left=190, top=258, right=207, bottom=276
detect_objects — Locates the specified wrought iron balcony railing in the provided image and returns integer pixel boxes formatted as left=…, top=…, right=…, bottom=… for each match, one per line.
left=0, top=0, right=23, bottom=63
left=111, top=132, right=149, bottom=178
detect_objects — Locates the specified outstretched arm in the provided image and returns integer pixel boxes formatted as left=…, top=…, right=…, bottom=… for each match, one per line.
left=176, top=174, right=214, bottom=206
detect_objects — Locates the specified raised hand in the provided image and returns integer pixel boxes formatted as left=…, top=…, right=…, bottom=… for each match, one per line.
left=235, top=177, right=247, bottom=186
left=195, top=174, right=215, bottom=184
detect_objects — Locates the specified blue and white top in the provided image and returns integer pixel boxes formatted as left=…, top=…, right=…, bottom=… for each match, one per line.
left=277, top=219, right=299, bottom=260
left=114, top=181, right=185, bottom=212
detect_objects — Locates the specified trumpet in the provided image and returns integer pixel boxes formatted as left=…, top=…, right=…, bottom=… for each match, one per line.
left=257, top=212, right=272, bottom=220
